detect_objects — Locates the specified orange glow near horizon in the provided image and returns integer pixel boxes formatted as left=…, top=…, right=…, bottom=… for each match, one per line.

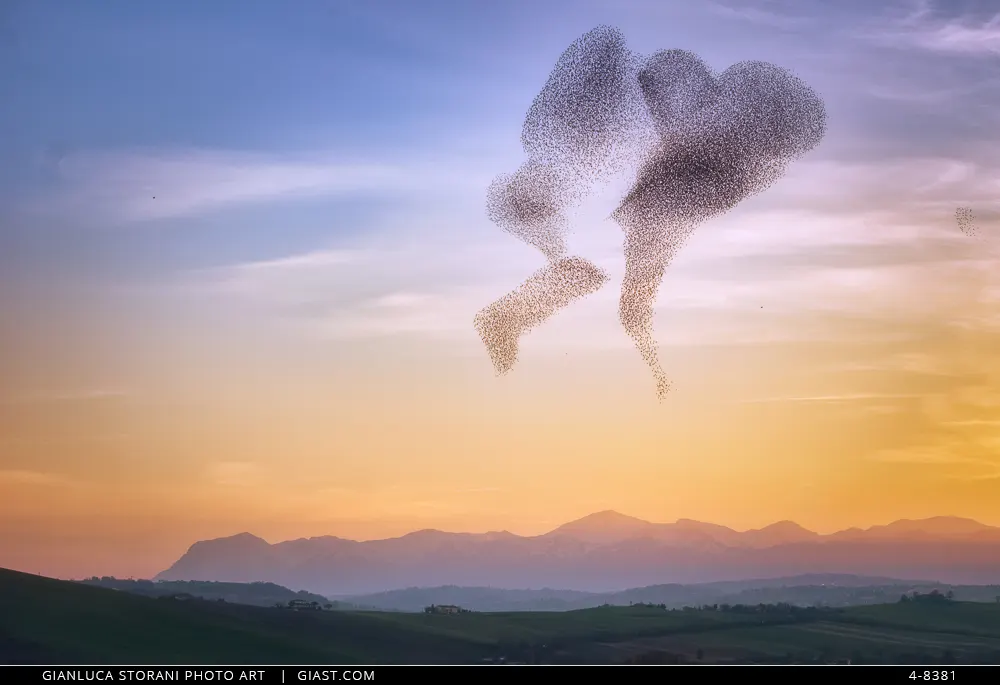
left=3, top=7, right=1000, bottom=583
left=3, top=259, right=999, bottom=579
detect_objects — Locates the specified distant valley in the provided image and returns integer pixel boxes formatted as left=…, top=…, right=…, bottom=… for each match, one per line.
left=155, top=511, right=1000, bottom=595
left=79, top=573, right=1000, bottom=613
left=338, top=576, right=1000, bottom=613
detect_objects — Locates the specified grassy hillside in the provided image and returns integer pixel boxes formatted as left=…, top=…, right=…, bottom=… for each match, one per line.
left=3, top=568, right=1000, bottom=664
left=77, top=577, right=332, bottom=607
left=75, top=577, right=381, bottom=609
left=0, top=568, right=491, bottom=664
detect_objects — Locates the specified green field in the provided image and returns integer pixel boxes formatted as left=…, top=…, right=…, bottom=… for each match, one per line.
left=3, top=568, right=1000, bottom=664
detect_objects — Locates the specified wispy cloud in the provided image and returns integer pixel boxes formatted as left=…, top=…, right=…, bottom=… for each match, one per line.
left=836, top=353, right=966, bottom=377
left=45, top=389, right=129, bottom=400
left=0, top=434, right=130, bottom=447
left=314, top=287, right=494, bottom=340
left=704, top=0, right=814, bottom=29
left=870, top=446, right=992, bottom=466
left=161, top=149, right=1000, bottom=351
left=739, top=393, right=918, bottom=404
left=192, top=249, right=367, bottom=302
left=862, top=2, right=1000, bottom=56
left=757, top=156, right=1000, bottom=216
left=0, top=389, right=131, bottom=405
left=230, top=250, right=363, bottom=271
left=27, top=147, right=498, bottom=224
left=879, top=448, right=1000, bottom=481
left=0, top=470, right=77, bottom=487
left=254, top=481, right=510, bottom=523
left=949, top=470, right=1000, bottom=481
left=863, top=77, right=1000, bottom=105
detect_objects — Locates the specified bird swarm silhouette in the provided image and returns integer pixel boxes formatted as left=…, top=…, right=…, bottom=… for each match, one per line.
left=956, top=206, right=977, bottom=238
left=474, top=26, right=828, bottom=400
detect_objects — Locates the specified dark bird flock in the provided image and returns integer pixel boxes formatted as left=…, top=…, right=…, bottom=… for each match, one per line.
left=475, top=26, right=828, bottom=399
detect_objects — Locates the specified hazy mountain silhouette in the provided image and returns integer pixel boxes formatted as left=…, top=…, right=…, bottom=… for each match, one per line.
left=338, top=574, right=1000, bottom=613
left=155, top=512, right=1000, bottom=594
left=545, top=510, right=657, bottom=545
left=544, top=511, right=819, bottom=549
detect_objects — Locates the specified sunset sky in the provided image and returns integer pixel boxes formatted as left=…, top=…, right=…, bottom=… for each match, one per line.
left=2, top=0, right=999, bottom=580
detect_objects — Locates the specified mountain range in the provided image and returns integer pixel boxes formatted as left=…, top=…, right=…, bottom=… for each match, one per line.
left=155, top=511, right=1000, bottom=595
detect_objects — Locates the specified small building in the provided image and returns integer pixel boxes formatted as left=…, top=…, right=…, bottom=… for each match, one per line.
left=288, top=599, right=321, bottom=611
left=425, top=604, right=463, bottom=615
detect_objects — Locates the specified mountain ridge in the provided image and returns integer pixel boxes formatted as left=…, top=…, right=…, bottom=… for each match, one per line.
left=196, top=513, right=995, bottom=546
left=156, top=512, right=1000, bottom=594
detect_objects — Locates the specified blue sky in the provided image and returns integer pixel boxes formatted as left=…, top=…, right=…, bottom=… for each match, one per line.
left=0, top=0, right=990, bottom=271
left=4, top=1, right=1000, bottom=569
left=1, top=0, right=999, bottom=395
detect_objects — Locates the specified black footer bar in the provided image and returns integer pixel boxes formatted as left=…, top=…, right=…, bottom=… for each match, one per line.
left=3, top=665, right=996, bottom=682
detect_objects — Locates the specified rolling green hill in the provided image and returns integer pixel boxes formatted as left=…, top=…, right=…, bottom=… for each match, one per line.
left=77, top=577, right=332, bottom=607
left=3, top=567, right=1000, bottom=665
left=0, top=568, right=490, bottom=665
left=75, top=577, right=377, bottom=610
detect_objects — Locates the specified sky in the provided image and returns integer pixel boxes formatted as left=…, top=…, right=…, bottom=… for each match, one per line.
left=1, top=0, right=999, bottom=579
